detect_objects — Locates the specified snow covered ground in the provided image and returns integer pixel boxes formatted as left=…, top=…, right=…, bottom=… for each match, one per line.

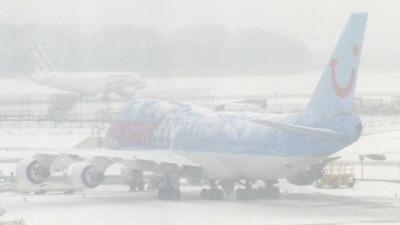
left=2, top=182, right=400, bottom=225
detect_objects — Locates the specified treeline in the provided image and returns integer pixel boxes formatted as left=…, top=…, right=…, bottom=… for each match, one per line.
left=0, top=24, right=312, bottom=77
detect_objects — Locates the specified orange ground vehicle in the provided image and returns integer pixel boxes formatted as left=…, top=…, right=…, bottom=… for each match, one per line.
left=315, top=163, right=356, bottom=188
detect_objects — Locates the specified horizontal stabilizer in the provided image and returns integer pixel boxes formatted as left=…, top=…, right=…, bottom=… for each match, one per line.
left=253, top=119, right=344, bottom=138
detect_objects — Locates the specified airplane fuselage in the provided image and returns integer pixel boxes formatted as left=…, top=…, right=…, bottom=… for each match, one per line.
left=33, top=72, right=145, bottom=97
left=107, top=100, right=362, bottom=180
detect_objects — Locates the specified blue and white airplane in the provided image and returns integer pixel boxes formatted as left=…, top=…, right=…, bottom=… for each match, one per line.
left=2, top=13, right=367, bottom=200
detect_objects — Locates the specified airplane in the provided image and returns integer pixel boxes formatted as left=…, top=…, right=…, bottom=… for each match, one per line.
left=0, top=13, right=367, bottom=200
left=30, top=44, right=146, bottom=98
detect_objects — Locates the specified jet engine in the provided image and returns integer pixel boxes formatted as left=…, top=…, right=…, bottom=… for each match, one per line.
left=68, top=162, right=104, bottom=188
left=286, top=164, right=324, bottom=186
left=16, top=158, right=50, bottom=185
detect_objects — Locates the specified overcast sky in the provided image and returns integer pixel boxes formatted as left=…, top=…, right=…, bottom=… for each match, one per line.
left=1, top=0, right=400, bottom=73
left=1, top=0, right=399, bottom=41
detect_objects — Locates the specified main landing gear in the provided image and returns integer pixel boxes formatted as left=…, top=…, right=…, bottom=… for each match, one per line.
left=127, top=170, right=145, bottom=192
left=199, top=179, right=280, bottom=201
left=156, top=177, right=280, bottom=201
left=200, top=180, right=226, bottom=200
left=157, top=175, right=181, bottom=200
left=235, top=180, right=280, bottom=200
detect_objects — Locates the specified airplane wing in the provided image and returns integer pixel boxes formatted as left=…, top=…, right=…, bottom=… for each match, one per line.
left=0, top=145, right=205, bottom=191
left=0, top=146, right=199, bottom=166
left=0, top=146, right=201, bottom=173
left=253, top=119, right=344, bottom=138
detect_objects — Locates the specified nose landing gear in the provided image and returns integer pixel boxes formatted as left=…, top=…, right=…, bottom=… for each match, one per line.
left=157, top=175, right=181, bottom=200
left=200, top=180, right=225, bottom=200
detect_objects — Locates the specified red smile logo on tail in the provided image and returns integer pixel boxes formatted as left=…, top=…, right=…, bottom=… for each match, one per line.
left=330, top=44, right=359, bottom=98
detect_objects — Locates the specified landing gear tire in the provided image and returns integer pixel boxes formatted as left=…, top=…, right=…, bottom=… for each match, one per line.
left=220, top=180, right=235, bottom=195
left=158, top=187, right=181, bottom=200
left=236, top=188, right=263, bottom=200
left=258, top=186, right=280, bottom=199
left=35, top=190, right=46, bottom=195
left=200, top=188, right=225, bottom=200
left=64, top=189, right=76, bottom=195
left=235, top=188, right=247, bottom=200
left=157, top=175, right=181, bottom=200
left=129, top=180, right=145, bottom=192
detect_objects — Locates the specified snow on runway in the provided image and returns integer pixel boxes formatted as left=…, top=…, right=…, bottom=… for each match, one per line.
left=2, top=183, right=400, bottom=225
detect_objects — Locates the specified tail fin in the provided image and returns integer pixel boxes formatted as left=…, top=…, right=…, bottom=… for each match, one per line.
left=32, top=43, right=55, bottom=72
left=306, top=13, right=367, bottom=116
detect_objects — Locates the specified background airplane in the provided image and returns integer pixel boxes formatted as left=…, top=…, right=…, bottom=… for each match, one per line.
left=31, top=44, right=146, bottom=98
left=0, top=13, right=367, bottom=200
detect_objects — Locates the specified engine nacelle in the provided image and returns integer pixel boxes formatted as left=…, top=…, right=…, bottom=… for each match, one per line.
left=286, top=164, right=324, bottom=186
left=16, top=158, right=50, bottom=185
left=68, top=162, right=104, bottom=189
